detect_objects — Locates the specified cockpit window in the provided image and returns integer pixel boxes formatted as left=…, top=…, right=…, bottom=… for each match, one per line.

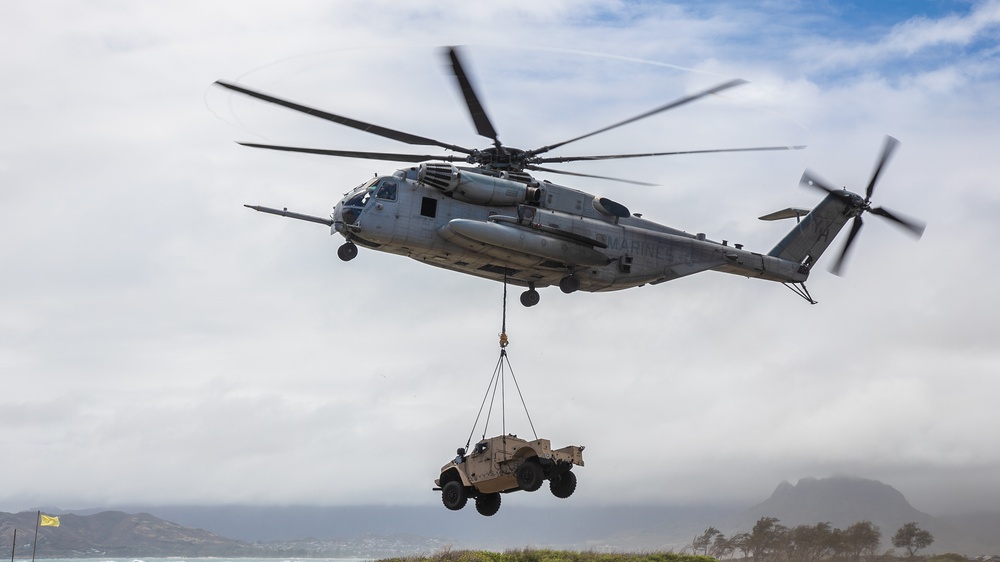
left=345, top=178, right=378, bottom=208
left=376, top=180, right=397, bottom=201
left=345, top=177, right=395, bottom=207
left=344, top=190, right=368, bottom=208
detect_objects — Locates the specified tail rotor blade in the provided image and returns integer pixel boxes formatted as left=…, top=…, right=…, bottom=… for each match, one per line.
left=800, top=170, right=840, bottom=195
left=830, top=216, right=864, bottom=276
left=865, top=135, right=899, bottom=201
left=870, top=206, right=926, bottom=238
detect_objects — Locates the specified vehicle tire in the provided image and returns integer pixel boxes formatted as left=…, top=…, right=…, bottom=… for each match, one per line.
left=475, top=492, right=501, bottom=516
left=559, top=275, right=580, bottom=294
left=516, top=460, right=544, bottom=492
left=519, top=289, right=540, bottom=307
left=441, top=481, right=467, bottom=511
left=549, top=470, right=577, bottom=499
left=338, top=242, right=358, bottom=262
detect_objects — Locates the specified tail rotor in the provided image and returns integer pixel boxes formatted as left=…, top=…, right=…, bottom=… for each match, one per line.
left=800, top=136, right=926, bottom=276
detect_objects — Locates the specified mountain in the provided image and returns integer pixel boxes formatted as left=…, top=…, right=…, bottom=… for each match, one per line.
left=736, top=476, right=990, bottom=555
left=740, top=476, right=932, bottom=529
left=0, top=510, right=255, bottom=557
left=594, top=476, right=998, bottom=555
left=76, top=503, right=730, bottom=549
left=11, top=477, right=1000, bottom=557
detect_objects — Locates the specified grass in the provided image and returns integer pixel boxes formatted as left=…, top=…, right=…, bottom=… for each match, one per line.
left=381, top=548, right=716, bottom=562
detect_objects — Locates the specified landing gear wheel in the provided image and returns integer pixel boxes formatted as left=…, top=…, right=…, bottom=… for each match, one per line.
left=559, top=275, right=580, bottom=294
left=337, top=242, right=358, bottom=262
left=549, top=470, right=577, bottom=499
left=475, top=492, right=501, bottom=516
left=441, top=481, right=467, bottom=511
left=516, top=460, right=544, bottom=492
left=519, top=289, right=540, bottom=307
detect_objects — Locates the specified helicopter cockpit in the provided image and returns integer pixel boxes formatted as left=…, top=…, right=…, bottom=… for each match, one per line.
left=339, top=176, right=399, bottom=227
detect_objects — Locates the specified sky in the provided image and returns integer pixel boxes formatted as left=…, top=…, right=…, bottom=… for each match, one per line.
left=2, top=0, right=999, bottom=516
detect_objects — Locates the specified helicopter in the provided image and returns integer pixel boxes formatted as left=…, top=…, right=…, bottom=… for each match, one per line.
left=216, top=47, right=925, bottom=307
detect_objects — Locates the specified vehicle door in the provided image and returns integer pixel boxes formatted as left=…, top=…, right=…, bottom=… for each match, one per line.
left=466, top=440, right=495, bottom=484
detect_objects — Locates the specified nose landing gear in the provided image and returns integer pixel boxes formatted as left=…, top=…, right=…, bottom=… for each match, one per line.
left=337, top=242, right=359, bottom=261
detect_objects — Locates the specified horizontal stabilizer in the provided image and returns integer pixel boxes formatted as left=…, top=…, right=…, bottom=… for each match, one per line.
left=759, top=207, right=811, bottom=221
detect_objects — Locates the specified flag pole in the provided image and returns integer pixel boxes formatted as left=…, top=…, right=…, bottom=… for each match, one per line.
left=10, top=528, right=15, bottom=562
left=31, top=511, right=39, bottom=562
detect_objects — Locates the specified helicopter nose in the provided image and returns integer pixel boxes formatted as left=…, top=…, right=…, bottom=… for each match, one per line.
left=332, top=201, right=348, bottom=233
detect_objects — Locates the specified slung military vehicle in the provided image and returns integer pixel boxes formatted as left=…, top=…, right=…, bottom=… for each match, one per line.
left=217, top=47, right=924, bottom=306
left=434, top=434, right=585, bottom=516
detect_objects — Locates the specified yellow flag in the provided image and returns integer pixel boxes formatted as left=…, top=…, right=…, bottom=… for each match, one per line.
left=40, top=514, right=60, bottom=527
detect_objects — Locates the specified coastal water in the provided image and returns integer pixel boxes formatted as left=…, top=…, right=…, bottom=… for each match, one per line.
left=32, top=559, right=370, bottom=562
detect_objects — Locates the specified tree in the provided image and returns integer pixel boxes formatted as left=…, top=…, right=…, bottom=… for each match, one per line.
left=731, top=531, right=751, bottom=561
left=710, top=533, right=735, bottom=560
left=829, top=527, right=847, bottom=561
left=692, top=527, right=721, bottom=556
left=786, top=522, right=834, bottom=562
left=843, top=520, right=881, bottom=562
left=893, top=522, right=934, bottom=558
left=747, top=516, right=787, bottom=562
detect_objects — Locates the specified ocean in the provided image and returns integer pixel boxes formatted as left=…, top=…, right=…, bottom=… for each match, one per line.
left=31, top=559, right=370, bottom=562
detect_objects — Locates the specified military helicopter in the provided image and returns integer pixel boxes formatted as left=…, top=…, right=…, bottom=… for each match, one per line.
left=216, top=47, right=924, bottom=306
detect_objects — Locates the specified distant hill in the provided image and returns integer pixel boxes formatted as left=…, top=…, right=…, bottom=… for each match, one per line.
left=592, top=476, right=998, bottom=556
left=76, top=503, right=730, bottom=550
left=0, top=510, right=255, bottom=557
left=736, top=476, right=991, bottom=555
left=738, top=476, right=934, bottom=532
left=10, top=477, right=1000, bottom=557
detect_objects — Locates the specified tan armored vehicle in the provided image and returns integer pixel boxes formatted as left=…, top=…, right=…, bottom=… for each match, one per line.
left=434, top=434, right=585, bottom=516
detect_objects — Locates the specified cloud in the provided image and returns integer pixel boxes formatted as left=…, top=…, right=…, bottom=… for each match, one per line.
left=794, top=0, right=1000, bottom=72
left=1, top=0, right=999, bottom=516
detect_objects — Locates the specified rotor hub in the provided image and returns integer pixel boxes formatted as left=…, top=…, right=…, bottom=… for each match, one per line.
left=835, top=190, right=867, bottom=217
left=468, top=147, right=528, bottom=170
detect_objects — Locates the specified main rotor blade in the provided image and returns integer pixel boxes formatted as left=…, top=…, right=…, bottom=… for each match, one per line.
left=215, top=79, right=475, bottom=154
left=533, top=145, right=806, bottom=164
left=800, top=170, right=841, bottom=195
left=865, top=135, right=899, bottom=201
left=525, top=78, right=748, bottom=158
left=236, top=143, right=465, bottom=163
left=445, top=47, right=500, bottom=147
left=831, top=216, right=864, bottom=276
left=870, top=206, right=926, bottom=238
left=526, top=164, right=657, bottom=186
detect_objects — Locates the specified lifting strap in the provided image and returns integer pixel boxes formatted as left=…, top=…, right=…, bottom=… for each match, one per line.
left=464, top=273, right=538, bottom=453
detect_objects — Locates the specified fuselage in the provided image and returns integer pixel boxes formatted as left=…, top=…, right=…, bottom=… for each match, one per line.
left=330, top=165, right=810, bottom=293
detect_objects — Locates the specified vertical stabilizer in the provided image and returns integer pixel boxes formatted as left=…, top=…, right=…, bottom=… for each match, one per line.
left=766, top=193, right=854, bottom=268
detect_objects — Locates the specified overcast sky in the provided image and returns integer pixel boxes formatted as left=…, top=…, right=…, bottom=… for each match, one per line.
left=2, top=0, right=999, bottom=516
